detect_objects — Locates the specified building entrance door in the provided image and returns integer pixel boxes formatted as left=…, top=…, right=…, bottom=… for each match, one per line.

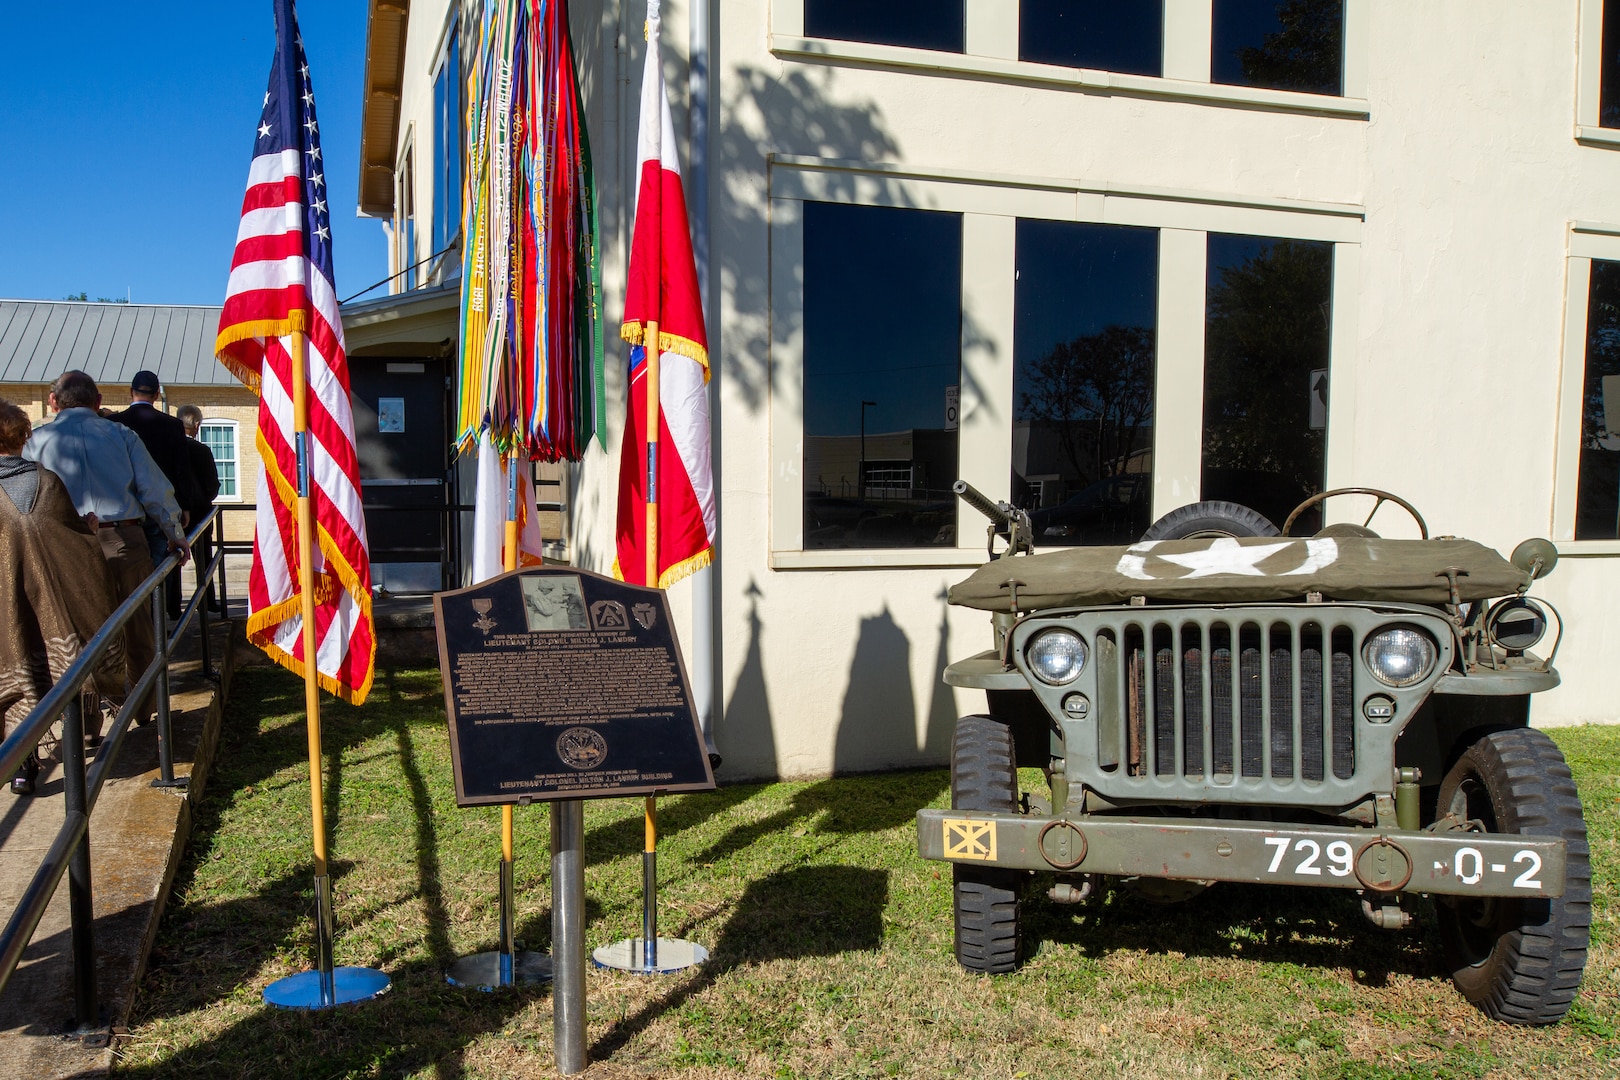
left=349, top=357, right=450, bottom=593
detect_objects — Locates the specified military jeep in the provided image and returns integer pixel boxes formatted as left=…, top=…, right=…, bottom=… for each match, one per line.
left=917, top=484, right=1589, bottom=1025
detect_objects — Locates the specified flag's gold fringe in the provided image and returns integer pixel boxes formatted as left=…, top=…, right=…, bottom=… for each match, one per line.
left=658, top=546, right=712, bottom=588
left=251, top=428, right=378, bottom=706
left=214, top=313, right=310, bottom=394
left=620, top=322, right=710, bottom=380
left=608, top=546, right=711, bottom=590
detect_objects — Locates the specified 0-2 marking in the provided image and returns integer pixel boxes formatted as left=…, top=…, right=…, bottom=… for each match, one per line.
left=1263, top=839, right=1545, bottom=890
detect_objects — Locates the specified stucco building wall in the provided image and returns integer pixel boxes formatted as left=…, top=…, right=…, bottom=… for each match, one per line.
left=378, top=0, right=1620, bottom=780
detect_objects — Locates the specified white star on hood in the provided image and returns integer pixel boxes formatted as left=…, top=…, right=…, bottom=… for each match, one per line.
left=1155, top=538, right=1294, bottom=578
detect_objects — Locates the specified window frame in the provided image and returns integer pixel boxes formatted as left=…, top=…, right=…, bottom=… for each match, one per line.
left=198, top=419, right=242, bottom=503
left=1576, top=0, right=1620, bottom=147
left=769, top=0, right=1369, bottom=119
left=431, top=19, right=463, bottom=269
left=395, top=132, right=417, bottom=293
left=767, top=156, right=1362, bottom=569
left=1554, top=223, right=1620, bottom=552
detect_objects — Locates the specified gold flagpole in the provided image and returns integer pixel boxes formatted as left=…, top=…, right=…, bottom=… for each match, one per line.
left=502, top=454, right=519, bottom=890
left=643, top=322, right=661, bottom=969
left=290, top=329, right=336, bottom=1003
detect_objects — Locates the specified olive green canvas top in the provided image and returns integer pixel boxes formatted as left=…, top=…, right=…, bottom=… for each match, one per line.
left=948, top=536, right=1530, bottom=612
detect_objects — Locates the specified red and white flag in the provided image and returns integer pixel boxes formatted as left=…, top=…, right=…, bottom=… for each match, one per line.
left=614, top=0, right=715, bottom=587
left=215, top=0, right=375, bottom=704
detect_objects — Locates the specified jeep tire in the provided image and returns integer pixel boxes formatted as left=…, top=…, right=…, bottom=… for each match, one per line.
left=951, top=714, right=1021, bottom=974
left=1140, top=500, right=1280, bottom=541
left=1435, top=728, right=1591, bottom=1025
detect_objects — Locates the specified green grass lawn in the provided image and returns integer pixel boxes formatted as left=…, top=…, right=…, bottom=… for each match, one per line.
left=116, top=664, right=1619, bottom=1079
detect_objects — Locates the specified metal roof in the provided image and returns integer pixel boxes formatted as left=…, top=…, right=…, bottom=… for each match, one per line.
left=0, top=299, right=239, bottom=389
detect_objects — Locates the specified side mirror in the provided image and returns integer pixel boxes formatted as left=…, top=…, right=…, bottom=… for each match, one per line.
left=1510, top=538, right=1558, bottom=581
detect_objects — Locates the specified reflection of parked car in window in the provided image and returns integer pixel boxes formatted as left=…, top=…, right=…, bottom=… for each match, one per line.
left=1028, top=468, right=1316, bottom=548
left=1028, top=475, right=1150, bottom=546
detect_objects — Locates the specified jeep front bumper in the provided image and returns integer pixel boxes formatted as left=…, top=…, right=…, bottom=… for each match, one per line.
left=916, top=809, right=1567, bottom=898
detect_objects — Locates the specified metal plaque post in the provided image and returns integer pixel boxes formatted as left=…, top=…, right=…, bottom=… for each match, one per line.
left=552, top=799, right=587, bottom=1075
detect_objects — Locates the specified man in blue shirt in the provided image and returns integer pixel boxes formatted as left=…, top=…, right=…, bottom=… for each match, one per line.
left=25, top=370, right=190, bottom=722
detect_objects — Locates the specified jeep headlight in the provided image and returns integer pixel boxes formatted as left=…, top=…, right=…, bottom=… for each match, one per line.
left=1487, top=598, right=1547, bottom=652
left=1363, top=626, right=1438, bottom=688
left=1027, top=628, right=1087, bottom=685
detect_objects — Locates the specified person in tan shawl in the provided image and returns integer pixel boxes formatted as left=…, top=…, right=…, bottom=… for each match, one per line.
left=0, top=401, right=124, bottom=795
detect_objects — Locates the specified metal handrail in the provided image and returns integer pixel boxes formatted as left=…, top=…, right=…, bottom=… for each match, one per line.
left=0, top=507, right=226, bottom=1031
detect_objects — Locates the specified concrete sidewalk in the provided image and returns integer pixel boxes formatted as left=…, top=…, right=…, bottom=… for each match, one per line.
left=0, top=613, right=238, bottom=1079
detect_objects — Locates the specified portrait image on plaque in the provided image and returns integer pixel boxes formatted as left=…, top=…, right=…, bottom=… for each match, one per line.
left=434, top=566, right=717, bottom=806
left=521, top=574, right=589, bottom=631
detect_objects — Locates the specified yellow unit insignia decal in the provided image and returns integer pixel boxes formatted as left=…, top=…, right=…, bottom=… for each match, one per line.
left=943, top=818, right=997, bottom=861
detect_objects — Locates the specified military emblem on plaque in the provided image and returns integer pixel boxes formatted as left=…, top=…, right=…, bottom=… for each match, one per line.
left=590, top=599, right=629, bottom=630
left=632, top=603, right=657, bottom=629
left=471, top=597, right=497, bottom=635
left=557, top=727, right=608, bottom=770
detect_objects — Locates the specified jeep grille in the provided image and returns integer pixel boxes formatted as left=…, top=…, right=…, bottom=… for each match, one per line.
left=1096, top=619, right=1356, bottom=782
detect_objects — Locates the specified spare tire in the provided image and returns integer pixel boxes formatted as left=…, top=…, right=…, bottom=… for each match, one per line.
left=1140, top=500, right=1280, bottom=541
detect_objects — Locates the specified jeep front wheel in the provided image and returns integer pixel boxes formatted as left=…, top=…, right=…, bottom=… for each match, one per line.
left=1434, top=728, right=1591, bottom=1025
left=951, top=714, right=1021, bottom=974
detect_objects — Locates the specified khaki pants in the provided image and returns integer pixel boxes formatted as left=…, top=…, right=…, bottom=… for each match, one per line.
left=97, top=522, right=157, bottom=719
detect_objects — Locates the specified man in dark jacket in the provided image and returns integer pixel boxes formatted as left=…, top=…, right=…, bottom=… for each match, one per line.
left=176, top=405, right=222, bottom=611
left=112, top=371, right=196, bottom=617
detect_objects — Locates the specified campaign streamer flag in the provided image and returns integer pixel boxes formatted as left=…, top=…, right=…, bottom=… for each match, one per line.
left=614, top=1, right=714, bottom=588
left=216, top=0, right=375, bottom=704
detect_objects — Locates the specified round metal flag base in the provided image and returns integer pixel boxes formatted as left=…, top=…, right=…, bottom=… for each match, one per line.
left=592, top=937, right=708, bottom=974
left=445, top=950, right=553, bottom=990
left=263, top=966, right=391, bottom=1009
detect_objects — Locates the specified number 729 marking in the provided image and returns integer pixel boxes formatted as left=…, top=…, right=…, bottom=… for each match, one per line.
left=1264, top=836, right=1354, bottom=877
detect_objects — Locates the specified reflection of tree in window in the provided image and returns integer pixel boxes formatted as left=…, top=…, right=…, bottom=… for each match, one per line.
left=1202, top=236, right=1332, bottom=529
left=1013, top=220, right=1157, bottom=545
left=1577, top=260, right=1620, bottom=538
left=1020, top=325, right=1154, bottom=489
left=1213, top=0, right=1343, bottom=96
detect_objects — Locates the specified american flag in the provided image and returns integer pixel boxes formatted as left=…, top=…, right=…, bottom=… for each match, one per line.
left=215, top=0, right=374, bottom=704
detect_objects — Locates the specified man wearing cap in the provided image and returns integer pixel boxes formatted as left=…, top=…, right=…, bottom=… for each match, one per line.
left=112, top=370, right=197, bottom=618
left=25, top=371, right=190, bottom=720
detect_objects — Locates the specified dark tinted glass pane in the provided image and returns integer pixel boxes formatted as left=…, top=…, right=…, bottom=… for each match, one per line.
left=1020, top=0, right=1162, bottom=77
left=1212, top=0, right=1343, bottom=96
left=1014, top=220, right=1158, bottom=546
left=1202, top=234, right=1333, bottom=532
left=805, top=0, right=964, bottom=53
left=1577, top=259, right=1620, bottom=539
left=1603, top=2, right=1620, bottom=127
left=803, top=202, right=961, bottom=549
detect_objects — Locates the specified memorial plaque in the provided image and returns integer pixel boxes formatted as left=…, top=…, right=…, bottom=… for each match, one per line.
left=434, top=567, right=717, bottom=806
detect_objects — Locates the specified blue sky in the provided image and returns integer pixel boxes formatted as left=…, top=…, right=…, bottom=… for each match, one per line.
left=0, top=2, right=388, bottom=307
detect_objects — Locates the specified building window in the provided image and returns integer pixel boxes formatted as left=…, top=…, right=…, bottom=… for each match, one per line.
left=199, top=420, right=240, bottom=500
left=802, top=201, right=962, bottom=549
left=432, top=25, right=462, bottom=259
left=1202, top=233, right=1334, bottom=531
left=804, top=0, right=964, bottom=53
left=1015, top=219, right=1158, bottom=545
left=396, top=144, right=416, bottom=291
left=1019, top=0, right=1162, bottom=77
left=1211, top=0, right=1344, bottom=96
left=1578, top=259, right=1620, bottom=538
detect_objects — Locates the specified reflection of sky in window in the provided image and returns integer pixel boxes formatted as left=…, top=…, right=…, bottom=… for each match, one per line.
left=1019, top=0, right=1162, bottom=76
left=804, top=202, right=962, bottom=437
left=1207, top=232, right=1273, bottom=284
left=1013, top=220, right=1158, bottom=419
left=805, top=0, right=964, bottom=53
